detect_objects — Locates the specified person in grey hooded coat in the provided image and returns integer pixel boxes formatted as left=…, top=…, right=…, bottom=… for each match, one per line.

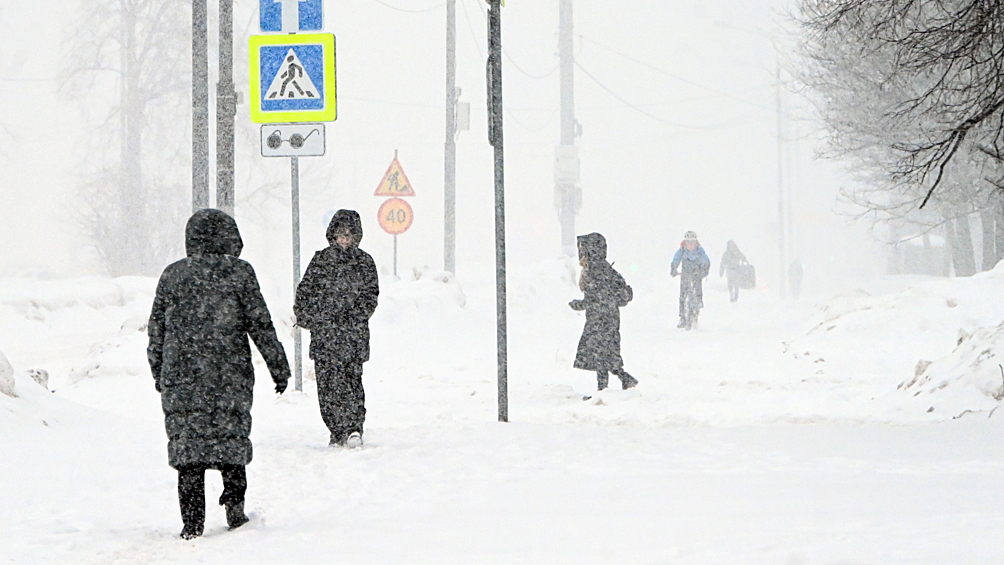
left=569, top=233, right=639, bottom=391
left=148, top=208, right=291, bottom=540
left=294, top=209, right=379, bottom=448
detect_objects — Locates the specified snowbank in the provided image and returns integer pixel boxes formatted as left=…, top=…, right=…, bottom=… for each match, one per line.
left=787, top=263, right=1004, bottom=419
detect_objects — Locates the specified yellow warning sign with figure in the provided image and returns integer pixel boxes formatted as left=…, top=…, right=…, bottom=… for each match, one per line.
left=374, top=155, right=416, bottom=197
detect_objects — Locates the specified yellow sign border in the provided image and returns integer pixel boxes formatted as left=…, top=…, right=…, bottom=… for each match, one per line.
left=249, top=33, right=337, bottom=124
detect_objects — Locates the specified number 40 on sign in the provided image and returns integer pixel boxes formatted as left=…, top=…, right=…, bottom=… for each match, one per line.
left=377, top=198, right=413, bottom=235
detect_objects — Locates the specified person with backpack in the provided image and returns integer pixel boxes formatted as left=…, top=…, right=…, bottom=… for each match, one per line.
left=671, top=230, right=711, bottom=329
left=719, top=240, right=748, bottom=303
left=569, top=232, right=639, bottom=391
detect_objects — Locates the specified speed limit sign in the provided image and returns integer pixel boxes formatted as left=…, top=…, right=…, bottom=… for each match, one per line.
left=377, top=198, right=414, bottom=235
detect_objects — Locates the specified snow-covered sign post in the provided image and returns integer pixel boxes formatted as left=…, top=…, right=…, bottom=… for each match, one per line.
left=374, top=151, right=416, bottom=279
left=249, top=0, right=336, bottom=393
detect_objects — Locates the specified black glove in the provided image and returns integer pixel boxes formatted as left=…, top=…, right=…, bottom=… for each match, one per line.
left=154, top=380, right=162, bottom=393
left=569, top=299, right=586, bottom=311
left=671, top=268, right=679, bottom=278
left=275, top=379, right=288, bottom=394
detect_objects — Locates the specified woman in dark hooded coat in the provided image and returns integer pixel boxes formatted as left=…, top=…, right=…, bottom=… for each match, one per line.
left=294, top=209, right=379, bottom=448
left=569, top=233, right=638, bottom=391
left=148, top=208, right=291, bottom=540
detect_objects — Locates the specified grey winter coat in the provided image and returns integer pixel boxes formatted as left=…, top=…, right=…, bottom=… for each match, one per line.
left=148, top=209, right=291, bottom=469
left=570, top=233, right=632, bottom=372
left=294, top=210, right=379, bottom=363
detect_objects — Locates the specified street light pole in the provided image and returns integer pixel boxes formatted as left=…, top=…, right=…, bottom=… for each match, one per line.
left=192, top=0, right=209, bottom=211
left=445, top=0, right=458, bottom=274
left=487, top=0, right=507, bottom=423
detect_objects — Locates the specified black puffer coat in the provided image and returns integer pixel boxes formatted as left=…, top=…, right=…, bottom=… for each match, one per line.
left=570, top=233, right=632, bottom=371
left=294, top=210, right=379, bottom=362
left=148, top=209, right=291, bottom=469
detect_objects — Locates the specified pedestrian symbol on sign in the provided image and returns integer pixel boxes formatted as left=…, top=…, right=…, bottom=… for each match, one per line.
left=266, top=50, right=319, bottom=100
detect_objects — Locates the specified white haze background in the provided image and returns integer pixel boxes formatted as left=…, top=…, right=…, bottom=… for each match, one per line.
left=9, top=1, right=1003, bottom=565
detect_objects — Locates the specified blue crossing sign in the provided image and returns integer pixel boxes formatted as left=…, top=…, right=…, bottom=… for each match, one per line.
left=249, top=33, right=336, bottom=123
left=260, top=0, right=323, bottom=33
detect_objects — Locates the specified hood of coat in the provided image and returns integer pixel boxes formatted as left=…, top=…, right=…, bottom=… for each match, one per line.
left=577, top=232, right=607, bottom=263
left=726, top=240, right=739, bottom=253
left=185, top=209, right=243, bottom=257
left=326, top=209, right=364, bottom=247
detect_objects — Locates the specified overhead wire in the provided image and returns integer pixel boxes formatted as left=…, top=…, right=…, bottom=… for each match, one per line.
left=370, top=0, right=445, bottom=13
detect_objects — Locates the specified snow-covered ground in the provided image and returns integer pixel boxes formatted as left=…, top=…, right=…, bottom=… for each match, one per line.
left=2, top=263, right=1004, bottom=564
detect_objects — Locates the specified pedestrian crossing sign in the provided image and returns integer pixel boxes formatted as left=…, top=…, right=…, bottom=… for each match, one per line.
left=249, top=33, right=336, bottom=123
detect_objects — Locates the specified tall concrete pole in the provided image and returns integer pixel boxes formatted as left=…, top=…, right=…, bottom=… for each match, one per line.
left=487, top=0, right=507, bottom=423
left=216, top=0, right=236, bottom=215
left=192, top=0, right=209, bottom=211
left=445, top=0, right=457, bottom=274
left=776, top=54, right=786, bottom=299
left=557, top=0, right=577, bottom=257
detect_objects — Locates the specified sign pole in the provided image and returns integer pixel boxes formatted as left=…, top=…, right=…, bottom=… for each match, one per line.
left=291, top=156, right=303, bottom=392
left=393, top=234, right=398, bottom=278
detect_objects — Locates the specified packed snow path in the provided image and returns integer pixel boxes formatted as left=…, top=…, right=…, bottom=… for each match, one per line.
left=2, top=264, right=1004, bottom=563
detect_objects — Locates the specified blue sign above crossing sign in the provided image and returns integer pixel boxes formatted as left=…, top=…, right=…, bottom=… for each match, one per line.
left=260, top=0, right=323, bottom=33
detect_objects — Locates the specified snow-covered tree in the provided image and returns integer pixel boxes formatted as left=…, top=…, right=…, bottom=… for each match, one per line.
left=60, top=0, right=191, bottom=276
left=793, top=0, right=1004, bottom=271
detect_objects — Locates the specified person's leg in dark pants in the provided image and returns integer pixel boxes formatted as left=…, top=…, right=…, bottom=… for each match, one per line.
left=178, top=465, right=206, bottom=539
left=219, top=465, right=249, bottom=529
left=315, top=358, right=346, bottom=444
left=596, top=370, right=609, bottom=391
left=316, top=359, right=366, bottom=445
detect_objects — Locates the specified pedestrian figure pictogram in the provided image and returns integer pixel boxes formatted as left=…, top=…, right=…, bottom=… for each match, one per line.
left=265, top=50, right=319, bottom=100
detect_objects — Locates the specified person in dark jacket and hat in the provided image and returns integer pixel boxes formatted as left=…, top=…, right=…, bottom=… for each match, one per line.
left=294, top=209, right=379, bottom=448
left=569, top=233, right=639, bottom=391
left=148, top=208, right=291, bottom=540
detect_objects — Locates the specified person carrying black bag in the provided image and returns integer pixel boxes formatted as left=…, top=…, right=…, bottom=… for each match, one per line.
left=148, top=209, right=291, bottom=540
left=294, top=209, right=379, bottom=448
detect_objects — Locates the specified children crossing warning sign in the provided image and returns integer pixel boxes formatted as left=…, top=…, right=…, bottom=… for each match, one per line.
left=249, top=33, right=337, bottom=123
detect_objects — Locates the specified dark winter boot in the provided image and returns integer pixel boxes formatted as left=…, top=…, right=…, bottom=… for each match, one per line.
left=619, top=374, right=638, bottom=390
left=677, top=317, right=687, bottom=329
left=180, top=524, right=203, bottom=540
left=329, top=431, right=346, bottom=447
left=346, top=431, right=363, bottom=449
left=226, top=501, right=250, bottom=530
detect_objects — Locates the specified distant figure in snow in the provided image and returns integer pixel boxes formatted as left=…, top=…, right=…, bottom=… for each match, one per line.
left=147, top=209, right=291, bottom=540
left=569, top=233, right=639, bottom=391
left=294, top=210, right=379, bottom=448
left=671, top=231, right=711, bottom=328
left=719, top=240, right=748, bottom=303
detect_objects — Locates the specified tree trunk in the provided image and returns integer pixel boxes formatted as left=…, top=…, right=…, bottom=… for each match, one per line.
left=949, top=216, right=977, bottom=277
left=996, top=196, right=1004, bottom=269
left=980, top=208, right=996, bottom=271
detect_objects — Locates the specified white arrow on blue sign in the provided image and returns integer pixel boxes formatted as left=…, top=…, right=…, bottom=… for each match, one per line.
left=260, top=0, right=323, bottom=33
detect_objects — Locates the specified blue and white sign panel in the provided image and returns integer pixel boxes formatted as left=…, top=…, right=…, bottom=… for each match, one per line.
left=249, top=33, right=336, bottom=123
left=260, top=0, right=323, bottom=33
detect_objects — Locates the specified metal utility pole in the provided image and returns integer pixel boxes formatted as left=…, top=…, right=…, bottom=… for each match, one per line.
left=776, top=54, right=786, bottom=299
left=487, top=0, right=507, bottom=423
left=556, top=0, right=579, bottom=257
left=192, top=0, right=209, bottom=211
left=216, top=0, right=236, bottom=215
left=445, top=0, right=458, bottom=274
